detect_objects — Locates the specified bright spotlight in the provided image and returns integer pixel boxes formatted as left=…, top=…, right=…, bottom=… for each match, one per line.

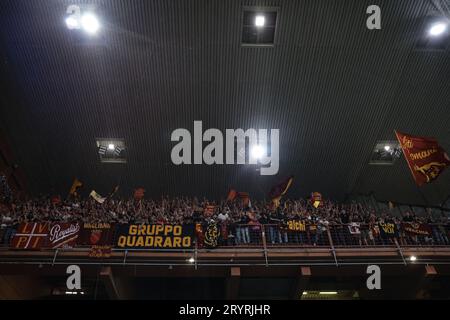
left=81, top=13, right=100, bottom=34
left=251, top=145, right=265, bottom=160
left=409, top=256, right=417, bottom=262
left=108, top=144, right=115, bottom=150
left=255, top=15, right=265, bottom=27
left=428, top=21, right=447, bottom=37
left=384, top=145, right=391, bottom=151
left=188, top=257, right=195, bottom=263
left=65, top=16, right=79, bottom=30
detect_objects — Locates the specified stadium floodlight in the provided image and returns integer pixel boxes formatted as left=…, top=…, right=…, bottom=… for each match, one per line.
left=98, top=145, right=107, bottom=155
left=250, top=145, right=265, bottom=160
left=428, top=21, right=447, bottom=37
left=254, top=15, right=265, bottom=27
left=81, top=13, right=100, bottom=34
left=97, top=138, right=127, bottom=163
left=114, top=146, right=122, bottom=156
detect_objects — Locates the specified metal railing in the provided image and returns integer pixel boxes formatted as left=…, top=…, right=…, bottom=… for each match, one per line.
left=1, top=222, right=449, bottom=249
left=1, top=222, right=450, bottom=267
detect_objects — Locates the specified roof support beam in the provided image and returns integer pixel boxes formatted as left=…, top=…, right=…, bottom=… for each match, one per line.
left=225, top=267, right=240, bottom=300
left=415, top=265, right=437, bottom=299
left=100, top=266, right=134, bottom=300
left=290, top=266, right=311, bottom=300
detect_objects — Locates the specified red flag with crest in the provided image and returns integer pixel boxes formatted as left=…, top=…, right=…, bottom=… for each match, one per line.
left=395, top=131, right=450, bottom=186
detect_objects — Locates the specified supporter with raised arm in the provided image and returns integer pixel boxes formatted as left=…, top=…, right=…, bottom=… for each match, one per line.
left=2, top=194, right=449, bottom=249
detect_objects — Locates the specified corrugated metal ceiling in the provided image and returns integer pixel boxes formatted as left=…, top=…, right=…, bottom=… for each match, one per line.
left=0, top=0, right=449, bottom=204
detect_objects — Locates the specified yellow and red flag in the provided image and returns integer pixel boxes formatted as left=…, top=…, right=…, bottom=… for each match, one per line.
left=395, top=131, right=450, bottom=186
left=227, top=189, right=251, bottom=207
left=310, top=192, right=323, bottom=208
left=69, top=178, right=83, bottom=197
left=268, top=175, right=294, bottom=209
left=226, top=189, right=237, bottom=202
left=238, top=192, right=251, bottom=207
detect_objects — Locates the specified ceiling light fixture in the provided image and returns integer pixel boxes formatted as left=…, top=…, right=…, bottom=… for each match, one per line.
left=254, top=15, right=265, bottom=27
left=250, top=145, right=265, bottom=160
left=81, top=13, right=100, bottom=34
left=428, top=21, right=448, bottom=37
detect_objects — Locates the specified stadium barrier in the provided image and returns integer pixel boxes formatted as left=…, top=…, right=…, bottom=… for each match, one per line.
left=1, top=222, right=449, bottom=249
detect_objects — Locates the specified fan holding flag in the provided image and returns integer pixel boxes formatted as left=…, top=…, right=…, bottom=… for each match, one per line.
left=268, top=175, right=294, bottom=210
left=394, top=130, right=450, bottom=186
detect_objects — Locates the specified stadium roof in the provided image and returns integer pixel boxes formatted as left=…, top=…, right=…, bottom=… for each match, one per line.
left=0, top=0, right=449, bottom=205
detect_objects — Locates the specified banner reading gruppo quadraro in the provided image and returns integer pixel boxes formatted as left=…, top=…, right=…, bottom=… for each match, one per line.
left=116, top=224, right=194, bottom=249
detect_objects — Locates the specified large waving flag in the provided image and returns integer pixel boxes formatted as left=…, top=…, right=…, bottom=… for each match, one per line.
left=269, top=175, right=294, bottom=209
left=226, top=189, right=237, bottom=202
left=226, top=189, right=251, bottom=207
left=238, top=192, right=251, bottom=208
left=310, top=192, right=323, bottom=208
left=395, top=131, right=450, bottom=186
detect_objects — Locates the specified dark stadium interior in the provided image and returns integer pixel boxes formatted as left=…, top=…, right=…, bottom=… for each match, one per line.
left=2, top=263, right=450, bottom=299
left=0, top=0, right=450, bottom=301
left=0, top=0, right=449, bottom=204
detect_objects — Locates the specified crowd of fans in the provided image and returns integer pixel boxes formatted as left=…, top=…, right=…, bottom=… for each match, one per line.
left=1, top=194, right=449, bottom=247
